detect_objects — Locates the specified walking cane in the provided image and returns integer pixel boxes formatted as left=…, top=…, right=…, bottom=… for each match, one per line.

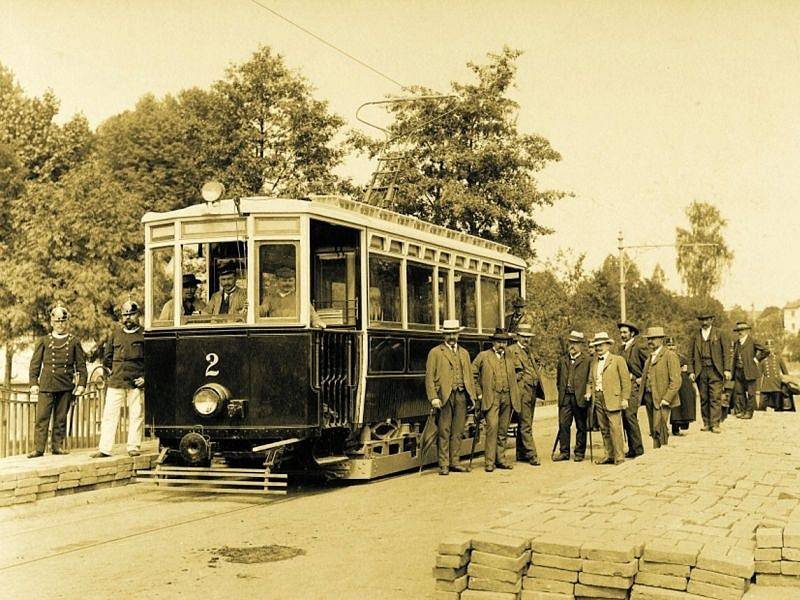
left=587, top=400, right=594, bottom=463
left=468, top=410, right=482, bottom=471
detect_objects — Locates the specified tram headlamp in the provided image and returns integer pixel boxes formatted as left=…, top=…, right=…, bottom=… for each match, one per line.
left=201, top=181, right=225, bottom=204
left=192, top=383, right=230, bottom=416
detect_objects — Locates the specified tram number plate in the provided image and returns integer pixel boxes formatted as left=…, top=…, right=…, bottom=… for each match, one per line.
left=205, top=353, right=220, bottom=377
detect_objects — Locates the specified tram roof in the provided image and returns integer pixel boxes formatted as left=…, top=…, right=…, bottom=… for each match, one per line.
left=142, top=195, right=528, bottom=267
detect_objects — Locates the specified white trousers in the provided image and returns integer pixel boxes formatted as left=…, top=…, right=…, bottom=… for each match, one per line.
left=99, top=387, right=144, bottom=454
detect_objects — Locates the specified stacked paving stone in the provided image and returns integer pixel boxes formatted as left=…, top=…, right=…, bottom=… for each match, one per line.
left=431, top=412, right=800, bottom=598
left=434, top=535, right=471, bottom=599
left=0, top=453, right=156, bottom=506
left=461, top=532, right=529, bottom=599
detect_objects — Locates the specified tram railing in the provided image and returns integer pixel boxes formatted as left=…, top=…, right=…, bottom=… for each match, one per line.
left=312, top=330, right=360, bottom=427
left=0, top=375, right=131, bottom=458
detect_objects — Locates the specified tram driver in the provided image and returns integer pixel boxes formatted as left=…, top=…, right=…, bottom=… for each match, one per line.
left=260, top=265, right=326, bottom=328
left=205, top=262, right=247, bottom=317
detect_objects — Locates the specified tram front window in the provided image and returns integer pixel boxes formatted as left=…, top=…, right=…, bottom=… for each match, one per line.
left=258, top=243, right=299, bottom=321
left=151, top=247, right=175, bottom=327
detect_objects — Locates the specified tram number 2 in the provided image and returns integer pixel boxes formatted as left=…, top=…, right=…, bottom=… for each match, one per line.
left=205, top=353, right=220, bottom=377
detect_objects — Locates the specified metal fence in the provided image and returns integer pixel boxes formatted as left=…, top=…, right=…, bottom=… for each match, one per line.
left=0, top=377, right=130, bottom=458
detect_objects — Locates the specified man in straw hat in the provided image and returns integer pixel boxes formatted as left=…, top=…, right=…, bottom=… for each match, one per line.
left=27, top=305, right=88, bottom=457
left=617, top=321, right=647, bottom=458
left=689, top=312, right=731, bottom=433
left=507, top=322, right=542, bottom=466
left=472, top=329, right=519, bottom=471
left=425, top=319, right=478, bottom=475
left=554, top=330, right=591, bottom=462
left=638, top=327, right=681, bottom=448
left=731, top=321, right=769, bottom=420
left=586, top=332, right=631, bottom=465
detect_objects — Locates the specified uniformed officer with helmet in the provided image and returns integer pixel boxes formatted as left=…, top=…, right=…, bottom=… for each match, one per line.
left=28, top=306, right=88, bottom=457
left=92, top=300, right=145, bottom=458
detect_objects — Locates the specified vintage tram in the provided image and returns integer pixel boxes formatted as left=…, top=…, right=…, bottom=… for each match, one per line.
left=143, top=192, right=526, bottom=479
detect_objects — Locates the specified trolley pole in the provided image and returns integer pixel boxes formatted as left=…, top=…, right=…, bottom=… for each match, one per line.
left=618, top=231, right=626, bottom=322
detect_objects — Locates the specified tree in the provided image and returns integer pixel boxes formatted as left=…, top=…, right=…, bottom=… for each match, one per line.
left=355, top=47, right=568, bottom=260
left=675, top=201, right=734, bottom=298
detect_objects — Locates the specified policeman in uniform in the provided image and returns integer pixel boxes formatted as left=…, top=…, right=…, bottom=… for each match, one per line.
left=28, top=306, right=87, bottom=457
left=92, top=301, right=145, bottom=458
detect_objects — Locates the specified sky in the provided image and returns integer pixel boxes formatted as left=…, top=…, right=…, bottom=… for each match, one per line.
left=2, top=0, right=799, bottom=311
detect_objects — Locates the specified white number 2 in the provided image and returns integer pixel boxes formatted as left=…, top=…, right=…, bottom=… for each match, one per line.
left=205, top=353, right=220, bottom=377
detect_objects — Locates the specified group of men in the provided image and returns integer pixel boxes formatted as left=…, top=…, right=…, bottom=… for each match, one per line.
left=425, top=299, right=772, bottom=474
left=27, top=301, right=146, bottom=459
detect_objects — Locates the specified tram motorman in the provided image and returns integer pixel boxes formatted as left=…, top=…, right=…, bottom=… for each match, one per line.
left=260, top=265, right=326, bottom=328
left=27, top=305, right=88, bottom=457
left=425, top=319, right=477, bottom=475
left=205, top=262, right=247, bottom=316
left=159, top=273, right=206, bottom=319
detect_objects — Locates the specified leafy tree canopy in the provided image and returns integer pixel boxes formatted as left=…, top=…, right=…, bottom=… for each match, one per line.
left=676, top=201, right=734, bottom=298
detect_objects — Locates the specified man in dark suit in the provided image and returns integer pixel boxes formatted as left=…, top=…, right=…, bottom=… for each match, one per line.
left=472, top=329, right=520, bottom=472
left=505, top=297, right=529, bottom=334
left=638, top=327, right=682, bottom=448
left=507, top=322, right=542, bottom=466
left=731, top=321, right=769, bottom=419
left=425, top=319, right=478, bottom=475
left=554, top=331, right=591, bottom=462
left=617, top=321, right=646, bottom=458
left=690, top=313, right=731, bottom=433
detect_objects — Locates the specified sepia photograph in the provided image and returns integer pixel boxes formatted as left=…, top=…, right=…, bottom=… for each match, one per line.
left=1, top=1, right=799, bottom=598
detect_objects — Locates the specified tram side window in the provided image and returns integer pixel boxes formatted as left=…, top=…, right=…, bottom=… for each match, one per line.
left=258, top=243, right=299, bottom=321
left=369, top=255, right=401, bottom=326
left=480, top=277, right=501, bottom=332
left=438, top=269, right=450, bottom=325
left=454, top=272, right=477, bottom=330
left=368, top=337, right=405, bottom=373
left=151, top=247, right=174, bottom=327
left=407, top=262, right=434, bottom=328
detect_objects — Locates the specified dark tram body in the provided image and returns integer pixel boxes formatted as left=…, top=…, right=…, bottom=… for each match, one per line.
left=143, top=196, right=525, bottom=478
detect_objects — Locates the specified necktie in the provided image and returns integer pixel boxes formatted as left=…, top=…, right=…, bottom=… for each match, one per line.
left=219, top=292, right=230, bottom=315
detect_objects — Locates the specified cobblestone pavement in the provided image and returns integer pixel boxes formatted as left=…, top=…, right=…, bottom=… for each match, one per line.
left=433, top=410, right=800, bottom=600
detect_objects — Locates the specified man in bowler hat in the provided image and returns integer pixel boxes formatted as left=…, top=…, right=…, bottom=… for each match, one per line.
left=617, top=321, right=647, bottom=458
left=472, top=329, right=519, bottom=471
left=689, top=312, right=731, bottom=433
left=425, top=320, right=478, bottom=475
left=505, top=297, right=529, bottom=334
left=159, top=273, right=206, bottom=320
left=554, top=330, right=591, bottom=462
left=28, top=306, right=87, bottom=457
left=731, top=321, right=769, bottom=419
left=507, top=322, right=542, bottom=466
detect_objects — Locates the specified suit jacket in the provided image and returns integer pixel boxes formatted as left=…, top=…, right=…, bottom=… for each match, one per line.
left=507, top=342, right=541, bottom=397
left=29, top=333, right=88, bottom=392
left=472, top=349, right=521, bottom=413
left=587, top=352, right=631, bottom=412
left=690, top=326, right=731, bottom=377
left=638, top=346, right=682, bottom=408
left=556, top=352, right=591, bottom=407
left=621, top=336, right=649, bottom=379
left=732, top=336, right=769, bottom=381
left=205, top=287, right=247, bottom=316
left=425, top=343, right=477, bottom=405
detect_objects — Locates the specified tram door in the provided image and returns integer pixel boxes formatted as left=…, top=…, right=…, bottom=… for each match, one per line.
left=310, top=220, right=361, bottom=328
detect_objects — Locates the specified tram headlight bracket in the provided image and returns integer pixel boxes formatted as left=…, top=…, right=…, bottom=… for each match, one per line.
left=192, top=383, right=231, bottom=417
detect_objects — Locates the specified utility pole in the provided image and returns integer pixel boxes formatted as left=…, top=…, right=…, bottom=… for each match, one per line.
left=618, top=231, right=626, bottom=322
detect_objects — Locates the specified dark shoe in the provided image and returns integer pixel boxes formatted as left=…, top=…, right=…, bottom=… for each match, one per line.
left=449, top=465, right=470, bottom=473
left=573, top=455, right=584, bottom=462
left=711, top=427, right=721, bottom=434
left=51, top=448, right=69, bottom=455
left=90, top=451, right=112, bottom=459
left=701, top=425, right=710, bottom=431
left=495, top=462, right=513, bottom=470
left=742, top=414, right=753, bottom=420
left=485, top=465, right=495, bottom=472
left=27, top=451, right=44, bottom=458
left=735, top=414, right=744, bottom=419
left=595, top=457, right=614, bottom=465
left=127, top=450, right=141, bottom=457
left=614, top=459, right=625, bottom=465
left=529, top=457, right=541, bottom=466
left=438, top=467, right=449, bottom=476
left=552, top=453, right=570, bottom=462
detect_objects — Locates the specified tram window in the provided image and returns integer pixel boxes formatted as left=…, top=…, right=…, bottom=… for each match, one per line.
left=170, top=243, right=209, bottom=324
left=480, top=277, right=501, bottom=332
left=454, top=272, right=477, bottom=330
left=408, top=338, right=441, bottom=372
left=150, top=247, right=174, bottom=327
left=437, top=269, right=450, bottom=324
left=407, top=262, right=434, bottom=328
left=258, top=243, right=299, bottom=321
left=315, top=252, right=357, bottom=326
left=181, top=241, right=247, bottom=324
left=368, top=255, right=401, bottom=326
left=368, top=337, right=405, bottom=373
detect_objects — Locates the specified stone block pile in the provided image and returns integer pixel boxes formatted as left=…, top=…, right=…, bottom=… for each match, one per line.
left=431, top=413, right=800, bottom=599
left=434, top=536, right=471, bottom=599
left=0, top=453, right=157, bottom=506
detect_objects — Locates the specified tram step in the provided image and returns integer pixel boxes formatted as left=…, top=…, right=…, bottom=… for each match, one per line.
left=136, top=466, right=287, bottom=496
left=314, top=455, right=349, bottom=466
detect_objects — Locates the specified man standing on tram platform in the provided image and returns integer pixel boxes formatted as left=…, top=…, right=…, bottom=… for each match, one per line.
left=689, top=312, right=731, bottom=433
left=92, top=301, right=145, bottom=458
left=505, top=297, right=529, bottom=334
left=28, top=306, right=88, bottom=457
left=617, top=321, right=647, bottom=458
left=507, top=322, right=542, bottom=466
left=425, top=320, right=477, bottom=475
left=472, top=329, right=520, bottom=472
